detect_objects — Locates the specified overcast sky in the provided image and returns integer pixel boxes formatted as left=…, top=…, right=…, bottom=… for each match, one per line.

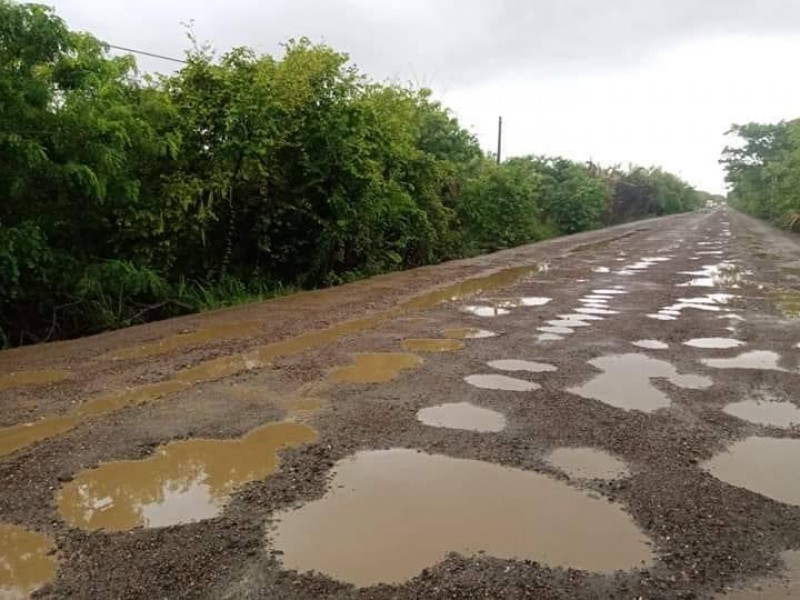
left=49, top=0, right=800, bottom=193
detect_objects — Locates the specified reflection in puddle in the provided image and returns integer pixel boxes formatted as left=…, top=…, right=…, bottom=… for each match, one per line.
left=465, top=374, right=541, bottom=392
left=702, top=351, right=788, bottom=372
left=724, top=400, right=800, bottom=428
left=648, top=293, right=736, bottom=321
left=703, top=437, right=800, bottom=506
left=270, top=449, right=654, bottom=586
left=0, top=524, right=57, bottom=599
left=685, top=338, right=744, bottom=349
left=487, top=360, right=557, bottom=373
left=546, top=448, right=631, bottom=481
left=568, top=354, right=712, bottom=413
left=58, top=422, right=318, bottom=531
left=495, top=297, right=552, bottom=308
left=575, top=307, right=619, bottom=316
left=718, top=550, right=800, bottom=599
left=417, top=402, right=507, bottom=432
left=330, top=353, right=422, bottom=383
left=0, top=369, right=72, bottom=392
left=461, top=306, right=510, bottom=317
left=444, top=328, right=497, bottom=340
left=539, top=326, right=573, bottom=335
left=678, top=262, right=749, bottom=289
left=593, top=267, right=610, bottom=273
left=402, top=339, right=464, bottom=353
left=632, top=340, right=669, bottom=350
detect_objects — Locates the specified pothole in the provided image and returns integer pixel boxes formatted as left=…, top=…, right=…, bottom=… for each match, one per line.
left=568, top=354, right=712, bottom=413
left=684, top=338, right=745, bottom=349
left=702, top=351, right=788, bottom=372
left=464, top=375, right=541, bottom=392
left=487, top=360, right=557, bottom=373
left=417, top=403, right=507, bottom=432
left=632, top=340, right=669, bottom=350
left=545, top=448, right=631, bottom=481
left=402, top=339, right=464, bottom=353
left=329, top=353, right=423, bottom=383
left=269, top=449, right=654, bottom=587
left=57, top=422, right=318, bottom=531
left=703, top=437, right=800, bottom=506
left=444, top=328, right=498, bottom=340
left=0, top=523, right=58, bottom=598
left=723, top=400, right=800, bottom=428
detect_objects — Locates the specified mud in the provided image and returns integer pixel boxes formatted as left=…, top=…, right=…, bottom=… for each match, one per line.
left=2, top=208, right=800, bottom=599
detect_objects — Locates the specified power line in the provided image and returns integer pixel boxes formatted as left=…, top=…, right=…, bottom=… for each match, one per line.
left=105, top=43, right=187, bottom=65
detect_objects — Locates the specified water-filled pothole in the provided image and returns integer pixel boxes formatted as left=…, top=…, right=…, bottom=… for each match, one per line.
left=723, top=400, right=800, bottom=428
left=703, top=437, right=800, bottom=506
left=632, top=340, right=669, bottom=350
left=0, top=523, right=57, bottom=598
left=444, top=328, right=498, bottom=340
left=464, top=375, right=541, bottom=392
left=568, top=354, right=712, bottom=413
left=269, top=449, right=654, bottom=586
left=702, top=351, right=788, bottom=372
left=57, top=422, right=318, bottom=531
left=685, top=338, right=744, bottom=349
left=0, top=369, right=72, bottom=392
left=329, top=353, right=423, bottom=383
left=417, top=403, right=507, bottom=432
left=461, top=306, right=510, bottom=317
left=545, top=448, right=631, bottom=481
left=487, top=360, right=557, bottom=373
left=402, top=339, right=464, bottom=353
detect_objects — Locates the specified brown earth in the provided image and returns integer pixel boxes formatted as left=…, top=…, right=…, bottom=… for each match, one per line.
left=1, top=208, right=800, bottom=599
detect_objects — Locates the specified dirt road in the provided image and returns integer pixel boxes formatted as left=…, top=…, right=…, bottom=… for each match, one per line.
left=2, top=208, right=799, bottom=599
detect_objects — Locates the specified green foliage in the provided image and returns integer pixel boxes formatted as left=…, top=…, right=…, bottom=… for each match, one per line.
left=0, top=2, right=702, bottom=347
left=723, top=120, right=800, bottom=227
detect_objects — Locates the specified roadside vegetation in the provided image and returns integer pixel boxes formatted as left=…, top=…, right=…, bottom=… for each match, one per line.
left=0, top=1, right=705, bottom=347
left=723, top=120, right=800, bottom=231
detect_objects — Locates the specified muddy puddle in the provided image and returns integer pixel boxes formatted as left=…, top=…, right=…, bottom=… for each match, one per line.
left=269, top=449, right=654, bottom=586
left=718, top=550, right=800, bottom=599
left=487, top=360, right=557, bottom=373
left=417, top=402, right=507, bottom=432
left=402, top=339, right=464, bottom=353
left=678, top=262, right=749, bottom=289
left=702, top=351, right=788, bottom=372
left=703, top=437, right=800, bottom=506
left=329, top=353, right=422, bottom=384
left=568, top=353, right=712, bottom=413
left=494, top=297, right=552, bottom=308
left=58, top=422, right=317, bottom=531
left=444, top=328, right=498, bottom=340
left=538, top=333, right=564, bottom=341
left=545, top=447, right=631, bottom=481
left=0, top=523, right=57, bottom=598
left=461, top=305, right=510, bottom=317
left=684, top=338, right=745, bottom=349
left=0, top=369, right=72, bottom=392
left=723, top=400, right=800, bottom=428
left=774, top=291, right=800, bottom=319
left=649, top=293, right=736, bottom=321
left=632, top=340, right=669, bottom=350
left=464, top=374, right=541, bottom=392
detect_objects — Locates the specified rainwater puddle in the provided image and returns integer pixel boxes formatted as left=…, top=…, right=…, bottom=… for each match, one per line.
left=0, top=369, right=72, bottom=392
left=594, top=289, right=627, bottom=295
left=329, top=353, right=422, bottom=384
left=465, top=375, right=541, bottom=392
left=648, top=293, right=736, bottom=321
left=269, top=449, right=654, bottom=586
left=723, top=400, right=800, bottom=428
left=678, top=263, right=749, bottom=289
left=417, top=403, right=507, bottom=432
left=0, top=524, right=57, bottom=599
left=685, top=338, right=745, bottom=350
left=495, top=297, right=552, bottom=308
left=444, top=328, right=498, bottom=340
left=632, top=340, right=669, bottom=350
left=487, top=360, right=557, bottom=373
left=775, top=291, right=800, bottom=319
left=575, top=308, right=619, bottom=316
left=546, top=448, right=631, bottom=481
left=461, top=306, right=510, bottom=317
left=402, top=339, right=464, bottom=353
left=58, top=422, right=318, bottom=531
left=568, top=354, right=712, bottom=413
left=539, top=326, right=573, bottom=335
left=593, top=267, right=610, bottom=273
left=718, top=550, right=800, bottom=599
left=538, top=334, right=564, bottom=341
left=702, top=351, right=788, bottom=372
left=703, top=437, right=800, bottom=506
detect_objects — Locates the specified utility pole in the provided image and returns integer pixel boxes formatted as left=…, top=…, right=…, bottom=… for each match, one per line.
left=496, top=116, right=503, bottom=164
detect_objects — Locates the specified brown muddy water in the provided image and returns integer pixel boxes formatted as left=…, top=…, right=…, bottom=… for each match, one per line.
left=402, top=339, right=464, bottom=353
left=703, top=437, right=800, bottom=506
left=568, top=354, right=712, bottom=413
left=417, top=402, right=507, bottom=432
left=0, top=369, right=72, bottom=392
left=329, top=353, right=422, bottom=384
left=0, top=523, right=57, bottom=598
left=545, top=447, right=631, bottom=481
left=57, top=422, right=317, bottom=531
left=269, top=449, right=654, bottom=587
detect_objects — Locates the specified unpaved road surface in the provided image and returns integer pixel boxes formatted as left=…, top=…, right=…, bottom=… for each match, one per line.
left=2, top=209, right=800, bottom=599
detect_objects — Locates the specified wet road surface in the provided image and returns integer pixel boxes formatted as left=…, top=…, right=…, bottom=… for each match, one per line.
left=1, top=208, right=799, bottom=598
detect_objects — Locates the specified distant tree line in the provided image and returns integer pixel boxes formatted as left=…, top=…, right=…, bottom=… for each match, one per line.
left=722, top=120, right=800, bottom=230
left=0, top=1, right=705, bottom=346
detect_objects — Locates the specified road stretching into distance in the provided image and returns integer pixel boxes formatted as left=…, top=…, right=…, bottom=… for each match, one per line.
left=1, top=208, right=799, bottom=599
